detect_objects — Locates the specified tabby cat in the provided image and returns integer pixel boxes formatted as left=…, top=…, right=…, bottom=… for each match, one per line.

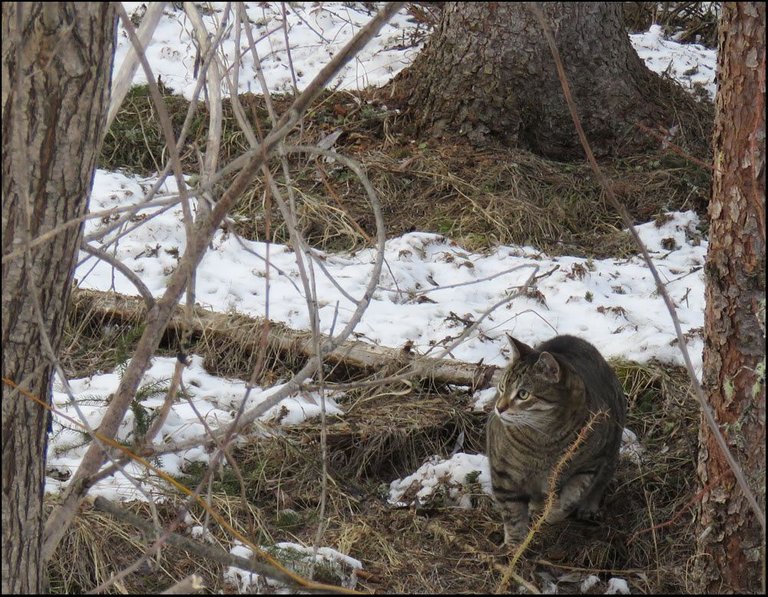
left=486, top=334, right=627, bottom=545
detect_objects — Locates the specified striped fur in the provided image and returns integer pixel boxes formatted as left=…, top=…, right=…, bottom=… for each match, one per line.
left=486, top=334, right=626, bottom=545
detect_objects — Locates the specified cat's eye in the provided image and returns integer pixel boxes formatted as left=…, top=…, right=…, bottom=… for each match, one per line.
left=517, top=389, right=530, bottom=401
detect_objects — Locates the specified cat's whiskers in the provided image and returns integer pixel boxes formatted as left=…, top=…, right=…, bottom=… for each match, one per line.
left=496, top=410, right=551, bottom=434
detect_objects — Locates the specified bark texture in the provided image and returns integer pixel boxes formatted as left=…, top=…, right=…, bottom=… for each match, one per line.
left=696, top=3, right=766, bottom=593
left=1, top=3, right=115, bottom=593
left=394, top=2, right=709, bottom=160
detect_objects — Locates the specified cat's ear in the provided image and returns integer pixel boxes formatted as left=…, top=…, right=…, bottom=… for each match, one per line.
left=535, top=351, right=561, bottom=383
left=507, top=334, right=535, bottom=361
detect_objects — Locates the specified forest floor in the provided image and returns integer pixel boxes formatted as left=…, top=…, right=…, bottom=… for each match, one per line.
left=51, top=79, right=711, bottom=594
left=43, top=2, right=724, bottom=594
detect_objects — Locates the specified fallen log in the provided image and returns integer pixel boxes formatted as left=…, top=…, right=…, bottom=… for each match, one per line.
left=69, top=289, right=499, bottom=391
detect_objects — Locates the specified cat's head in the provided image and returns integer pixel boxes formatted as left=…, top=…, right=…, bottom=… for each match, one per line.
left=493, top=335, right=586, bottom=426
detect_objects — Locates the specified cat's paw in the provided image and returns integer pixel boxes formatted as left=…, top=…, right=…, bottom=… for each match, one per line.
left=503, top=522, right=528, bottom=546
left=574, top=506, right=603, bottom=523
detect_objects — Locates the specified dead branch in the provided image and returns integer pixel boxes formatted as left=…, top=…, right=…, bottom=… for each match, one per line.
left=42, top=2, right=406, bottom=562
left=108, top=2, right=167, bottom=130
left=68, top=288, right=499, bottom=391
left=528, top=2, right=765, bottom=533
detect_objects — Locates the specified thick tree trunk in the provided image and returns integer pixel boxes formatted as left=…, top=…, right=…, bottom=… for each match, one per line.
left=393, top=2, right=710, bottom=160
left=696, top=3, right=766, bottom=594
left=1, top=3, right=115, bottom=593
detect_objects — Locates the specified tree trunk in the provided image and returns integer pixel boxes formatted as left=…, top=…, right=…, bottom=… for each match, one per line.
left=1, top=3, right=115, bottom=593
left=696, top=3, right=766, bottom=594
left=392, top=2, right=710, bottom=160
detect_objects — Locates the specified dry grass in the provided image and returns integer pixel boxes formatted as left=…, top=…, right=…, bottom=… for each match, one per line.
left=98, top=84, right=711, bottom=259
left=623, top=2, right=720, bottom=48
left=51, top=324, right=701, bottom=594
left=50, top=46, right=715, bottom=592
left=218, top=134, right=709, bottom=257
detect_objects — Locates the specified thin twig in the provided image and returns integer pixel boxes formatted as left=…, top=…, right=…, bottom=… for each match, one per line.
left=628, top=475, right=718, bottom=544
left=495, top=410, right=606, bottom=593
left=1, top=196, right=179, bottom=265
left=42, top=1, right=405, bottom=561
left=115, top=3, right=195, bottom=241
left=184, top=0, right=226, bottom=218
left=87, top=1, right=233, bottom=250
left=108, top=2, right=167, bottom=129
left=528, top=1, right=764, bottom=532
left=634, top=122, right=713, bottom=170
left=91, top=496, right=309, bottom=588
left=280, top=2, right=299, bottom=94
left=80, top=241, right=155, bottom=308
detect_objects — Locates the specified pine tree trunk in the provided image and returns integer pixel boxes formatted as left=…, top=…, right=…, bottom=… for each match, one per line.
left=393, top=2, right=710, bottom=160
left=1, top=4, right=115, bottom=592
left=696, top=3, right=766, bottom=593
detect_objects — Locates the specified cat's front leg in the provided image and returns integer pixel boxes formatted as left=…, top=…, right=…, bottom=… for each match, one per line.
left=499, top=499, right=530, bottom=545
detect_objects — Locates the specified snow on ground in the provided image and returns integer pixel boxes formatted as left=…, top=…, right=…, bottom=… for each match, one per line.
left=48, top=4, right=718, bottom=592
left=113, top=3, right=718, bottom=101
left=224, top=540, right=362, bottom=592
left=631, top=24, right=717, bottom=99
left=80, top=180, right=708, bottom=372
left=117, top=2, right=428, bottom=97
left=47, top=354, right=343, bottom=499
left=388, top=452, right=492, bottom=509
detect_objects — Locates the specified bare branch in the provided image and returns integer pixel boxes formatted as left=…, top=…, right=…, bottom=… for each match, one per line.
left=527, top=1, right=765, bottom=531
left=80, top=241, right=155, bottom=308
left=108, top=2, right=167, bottom=130
left=113, top=3, right=197, bottom=287
left=280, top=2, right=300, bottom=95
left=184, top=1, right=225, bottom=216
left=89, top=2, right=233, bottom=250
left=0, top=196, right=176, bottom=265
left=42, top=1, right=406, bottom=561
